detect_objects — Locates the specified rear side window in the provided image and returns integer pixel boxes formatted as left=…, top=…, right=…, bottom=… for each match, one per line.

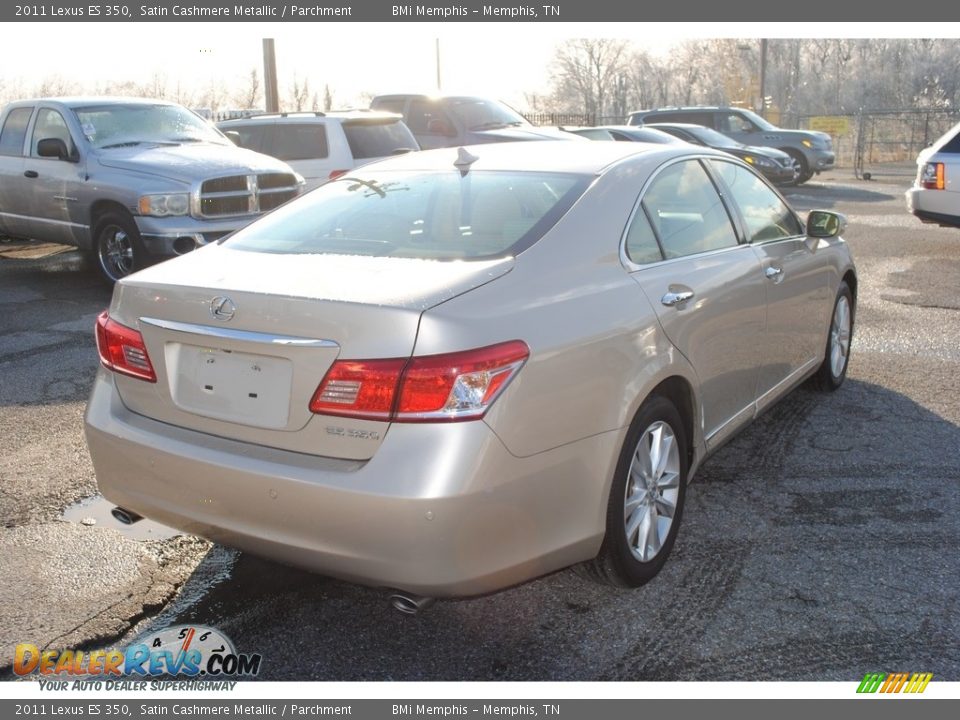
left=0, top=107, right=33, bottom=156
left=641, top=160, right=739, bottom=258
left=941, top=129, right=960, bottom=153
left=343, top=121, right=418, bottom=159
left=624, top=208, right=664, bottom=265
left=226, top=170, right=589, bottom=261
left=265, top=124, right=329, bottom=161
left=656, top=112, right=713, bottom=126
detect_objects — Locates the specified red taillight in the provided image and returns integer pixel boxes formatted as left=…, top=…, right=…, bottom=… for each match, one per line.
left=95, top=311, right=157, bottom=383
left=328, top=170, right=348, bottom=180
left=309, top=341, right=529, bottom=423
left=921, top=162, right=946, bottom=190
left=309, top=358, right=405, bottom=420
left=396, top=341, right=529, bottom=421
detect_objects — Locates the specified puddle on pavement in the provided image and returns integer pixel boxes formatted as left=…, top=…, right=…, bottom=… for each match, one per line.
left=61, top=495, right=181, bottom=541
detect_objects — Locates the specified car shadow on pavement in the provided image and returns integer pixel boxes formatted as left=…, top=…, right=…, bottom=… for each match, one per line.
left=126, top=378, right=959, bottom=682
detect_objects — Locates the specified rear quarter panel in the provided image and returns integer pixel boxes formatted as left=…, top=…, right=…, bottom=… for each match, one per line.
left=415, top=156, right=701, bottom=461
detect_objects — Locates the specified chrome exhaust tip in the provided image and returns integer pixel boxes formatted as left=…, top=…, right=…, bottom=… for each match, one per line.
left=111, top=507, right=143, bottom=525
left=388, top=592, right=436, bottom=615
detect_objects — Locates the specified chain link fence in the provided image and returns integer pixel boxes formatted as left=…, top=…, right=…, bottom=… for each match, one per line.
left=799, top=109, right=960, bottom=180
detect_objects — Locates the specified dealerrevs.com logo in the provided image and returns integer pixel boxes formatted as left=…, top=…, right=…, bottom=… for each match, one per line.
left=14, top=625, right=262, bottom=679
left=856, top=672, right=933, bottom=694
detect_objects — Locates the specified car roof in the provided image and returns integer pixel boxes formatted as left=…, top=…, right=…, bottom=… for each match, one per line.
left=631, top=106, right=734, bottom=114
left=353, top=140, right=721, bottom=175
left=218, top=110, right=402, bottom=125
left=8, top=96, right=181, bottom=109
left=645, top=123, right=710, bottom=130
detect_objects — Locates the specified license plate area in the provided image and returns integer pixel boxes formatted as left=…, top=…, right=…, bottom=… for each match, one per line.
left=167, top=343, right=293, bottom=429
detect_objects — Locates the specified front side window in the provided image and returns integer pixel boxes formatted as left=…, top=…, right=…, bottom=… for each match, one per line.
left=229, top=124, right=266, bottom=153
left=720, top=113, right=758, bottom=134
left=407, top=100, right=455, bottom=136
left=710, top=160, right=802, bottom=242
left=641, top=160, right=739, bottom=259
left=225, top=170, right=588, bottom=261
left=0, top=107, right=33, bottom=156
left=31, top=109, right=75, bottom=157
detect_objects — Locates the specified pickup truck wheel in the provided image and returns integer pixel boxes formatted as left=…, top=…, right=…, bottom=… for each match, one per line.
left=94, top=212, right=143, bottom=283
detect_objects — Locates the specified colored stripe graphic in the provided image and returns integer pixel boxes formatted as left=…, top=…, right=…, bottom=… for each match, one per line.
left=904, top=673, right=933, bottom=694
left=857, top=673, right=885, bottom=693
left=857, top=672, right=932, bottom=694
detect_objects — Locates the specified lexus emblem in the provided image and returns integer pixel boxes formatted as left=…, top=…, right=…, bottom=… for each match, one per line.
left=210, top=296, right=236, bottom=322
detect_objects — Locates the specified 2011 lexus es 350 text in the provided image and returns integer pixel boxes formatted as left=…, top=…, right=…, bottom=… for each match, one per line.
left=84, top=141, right=856, bottom=605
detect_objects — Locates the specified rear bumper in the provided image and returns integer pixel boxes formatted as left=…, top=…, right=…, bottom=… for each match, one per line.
left=906, top=187, right=960, bottom=228
left=84, top=371, right=615, bottom=597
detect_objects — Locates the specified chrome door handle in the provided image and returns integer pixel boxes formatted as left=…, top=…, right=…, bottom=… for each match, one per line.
left=661, top=290, right=694, bottom=307
left=765, top=266, right=784, bottom=280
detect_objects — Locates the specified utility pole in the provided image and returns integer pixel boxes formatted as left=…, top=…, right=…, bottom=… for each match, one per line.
left=435, top=38, right=442, bottom=91
left=263, top=38, right=279, bottom=112
left=759, top=38, right=768, bottom=118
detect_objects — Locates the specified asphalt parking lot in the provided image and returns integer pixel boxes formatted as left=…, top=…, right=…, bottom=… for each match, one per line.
left=1, top=171, right=958, bottom=682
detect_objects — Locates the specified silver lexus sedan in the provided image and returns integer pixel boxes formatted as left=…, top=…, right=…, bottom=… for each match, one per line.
left=85, top=141, right=856, bottom=605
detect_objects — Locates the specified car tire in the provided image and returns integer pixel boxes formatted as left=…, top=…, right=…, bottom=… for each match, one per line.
left=582, top=395, right=688, bottom=588
left=93, top=211, right=144, bottom=284
left=785, top=149, right=813, bottom=185
left=812, top=282, right=854, bottom=391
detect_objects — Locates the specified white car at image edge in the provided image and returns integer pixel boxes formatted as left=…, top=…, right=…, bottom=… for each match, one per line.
left=906, top=120, right=960, bottom=228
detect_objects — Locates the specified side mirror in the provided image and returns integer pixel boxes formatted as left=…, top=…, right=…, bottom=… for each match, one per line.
left=37, top=138, right=73, bottom=161
left=223, top=130, right=242, bottom=147
left=806, top=210, right=847, bottom=239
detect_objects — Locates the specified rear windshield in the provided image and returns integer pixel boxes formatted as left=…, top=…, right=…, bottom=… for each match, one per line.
left=225, top=169, right=588, bottom=260
left=343, top=120, right=418, bottom=159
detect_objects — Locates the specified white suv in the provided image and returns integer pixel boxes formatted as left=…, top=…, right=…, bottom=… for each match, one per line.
left=907, top=120, right=960, bottom=229
left=218, top=111, right=418, bottom=190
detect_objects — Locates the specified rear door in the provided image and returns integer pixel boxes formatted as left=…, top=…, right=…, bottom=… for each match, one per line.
left=0, top=106, right=35, bottom=238
left=625, top=158, right=767, bottom=449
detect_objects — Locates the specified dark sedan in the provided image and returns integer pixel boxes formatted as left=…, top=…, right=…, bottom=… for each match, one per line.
left=647, top=123, right=798, bottom=185
left=563, top=125, right=686, bottom=145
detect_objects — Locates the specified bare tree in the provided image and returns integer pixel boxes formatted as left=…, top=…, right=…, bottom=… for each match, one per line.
left=547, top=38, right=631, bottom=120
left=323, top=84, right=334, bottom=112
left=289, top=75, right=310, bottom=112
left=233, top=68, right=261, bottom=110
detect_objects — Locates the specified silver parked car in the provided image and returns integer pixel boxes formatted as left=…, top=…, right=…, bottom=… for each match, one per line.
left=85, top=141, right=856, bottom=607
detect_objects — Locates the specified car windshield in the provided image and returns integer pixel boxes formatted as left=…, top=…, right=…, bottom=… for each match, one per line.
left=225, top=169, right=588, bottom=261
left=73, top=103, right=227, bottom=149
left=445, top=98, right=529, bottom=131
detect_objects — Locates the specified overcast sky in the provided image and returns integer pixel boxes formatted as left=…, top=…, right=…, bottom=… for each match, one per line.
left=4, top=22, right=956, bottom=109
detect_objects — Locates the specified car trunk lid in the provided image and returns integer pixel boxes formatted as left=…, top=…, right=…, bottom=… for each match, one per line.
left=106, top=245, right=513, bottom=460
